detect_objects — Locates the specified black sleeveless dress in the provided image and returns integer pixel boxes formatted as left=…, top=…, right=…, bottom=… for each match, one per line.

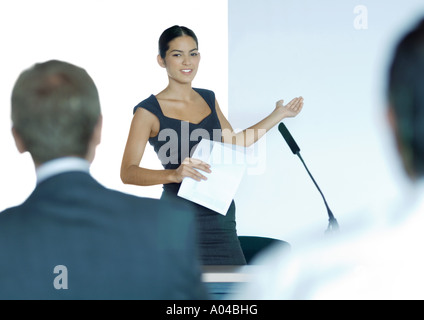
left=133, top=88, right=246, bottom=265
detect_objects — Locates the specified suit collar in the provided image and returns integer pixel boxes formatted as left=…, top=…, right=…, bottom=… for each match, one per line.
left=36, top=157, right=90, bottom=185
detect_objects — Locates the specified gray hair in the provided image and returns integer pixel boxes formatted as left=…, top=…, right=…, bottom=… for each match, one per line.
left=11, top=60, right=101, bottom=164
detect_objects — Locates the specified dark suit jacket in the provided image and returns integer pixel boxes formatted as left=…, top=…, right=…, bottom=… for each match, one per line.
left=0, top=171, right=207, bottom=300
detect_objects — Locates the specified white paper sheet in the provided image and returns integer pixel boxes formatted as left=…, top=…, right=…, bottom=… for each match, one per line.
left=177, top=139, right=247, bottom=215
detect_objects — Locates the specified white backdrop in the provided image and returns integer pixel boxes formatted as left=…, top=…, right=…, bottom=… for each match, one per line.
left=1, top=0, right=424, bottom=247
left=0, top=0, right=228, bottom=210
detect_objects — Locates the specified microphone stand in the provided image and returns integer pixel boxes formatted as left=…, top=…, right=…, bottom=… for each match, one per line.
left=295, top=151, right=339, bottom=234
left=278, top=122, right=339, bottom=234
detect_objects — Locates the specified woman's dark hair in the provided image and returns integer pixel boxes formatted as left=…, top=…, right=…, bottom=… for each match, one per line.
left=158, top=25, right=198, bottom=59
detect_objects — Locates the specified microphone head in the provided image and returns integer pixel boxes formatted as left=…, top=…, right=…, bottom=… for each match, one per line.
left=278, top=122, right=300, bottom=154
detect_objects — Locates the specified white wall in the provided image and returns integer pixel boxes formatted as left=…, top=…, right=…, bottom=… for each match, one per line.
left=229, top=0, right=424, bottom=244
left=0, top=0, right=228, bottom=209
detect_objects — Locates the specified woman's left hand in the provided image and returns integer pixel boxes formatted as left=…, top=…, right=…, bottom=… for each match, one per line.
left=275, top=97, right=304, bottom=119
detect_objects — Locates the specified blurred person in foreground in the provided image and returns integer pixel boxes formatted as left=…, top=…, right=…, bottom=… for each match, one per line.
left=0, top=60, right=207, bottom=300
left=231, top=18, right=424, bottom=300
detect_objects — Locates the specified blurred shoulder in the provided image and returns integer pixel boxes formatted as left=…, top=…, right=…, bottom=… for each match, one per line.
left=0, top=205, right=23, bottom=219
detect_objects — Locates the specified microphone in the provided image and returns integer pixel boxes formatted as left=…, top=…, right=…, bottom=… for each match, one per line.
left=278, top=122, right=300, bottom=155
left=278, top=122, right=339, bottom=234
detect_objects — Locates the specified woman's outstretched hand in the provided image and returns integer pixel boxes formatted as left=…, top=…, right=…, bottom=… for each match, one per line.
left=275, top=97, right=304, bottom=119
left=172, top=157, right=212, bottom=183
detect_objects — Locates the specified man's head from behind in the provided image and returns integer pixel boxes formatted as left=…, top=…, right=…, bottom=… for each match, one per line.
left=388, top=18, right=424, bottom=180
left=11, top=60, right=102, bottom=166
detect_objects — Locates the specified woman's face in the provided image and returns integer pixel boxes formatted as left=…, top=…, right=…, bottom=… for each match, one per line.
left=158, top=35, right=200, bottom=84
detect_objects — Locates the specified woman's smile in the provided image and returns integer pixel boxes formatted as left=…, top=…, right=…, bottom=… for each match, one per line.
left=181, top=69, right=193, bottom=75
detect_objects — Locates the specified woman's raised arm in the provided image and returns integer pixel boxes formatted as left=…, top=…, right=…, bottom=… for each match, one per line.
left=216, top=97, right=304, bottom=147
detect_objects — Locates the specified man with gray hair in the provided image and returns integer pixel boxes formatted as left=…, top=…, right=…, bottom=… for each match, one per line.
left=0, top=60, right=207, bottom=300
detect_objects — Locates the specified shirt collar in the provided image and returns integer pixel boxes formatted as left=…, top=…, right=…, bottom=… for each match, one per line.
left=36, top=157, right=90, bottom=185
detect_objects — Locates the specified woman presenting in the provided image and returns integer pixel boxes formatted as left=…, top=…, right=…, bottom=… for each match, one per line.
left=121, top=25, right=304, bottom=265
